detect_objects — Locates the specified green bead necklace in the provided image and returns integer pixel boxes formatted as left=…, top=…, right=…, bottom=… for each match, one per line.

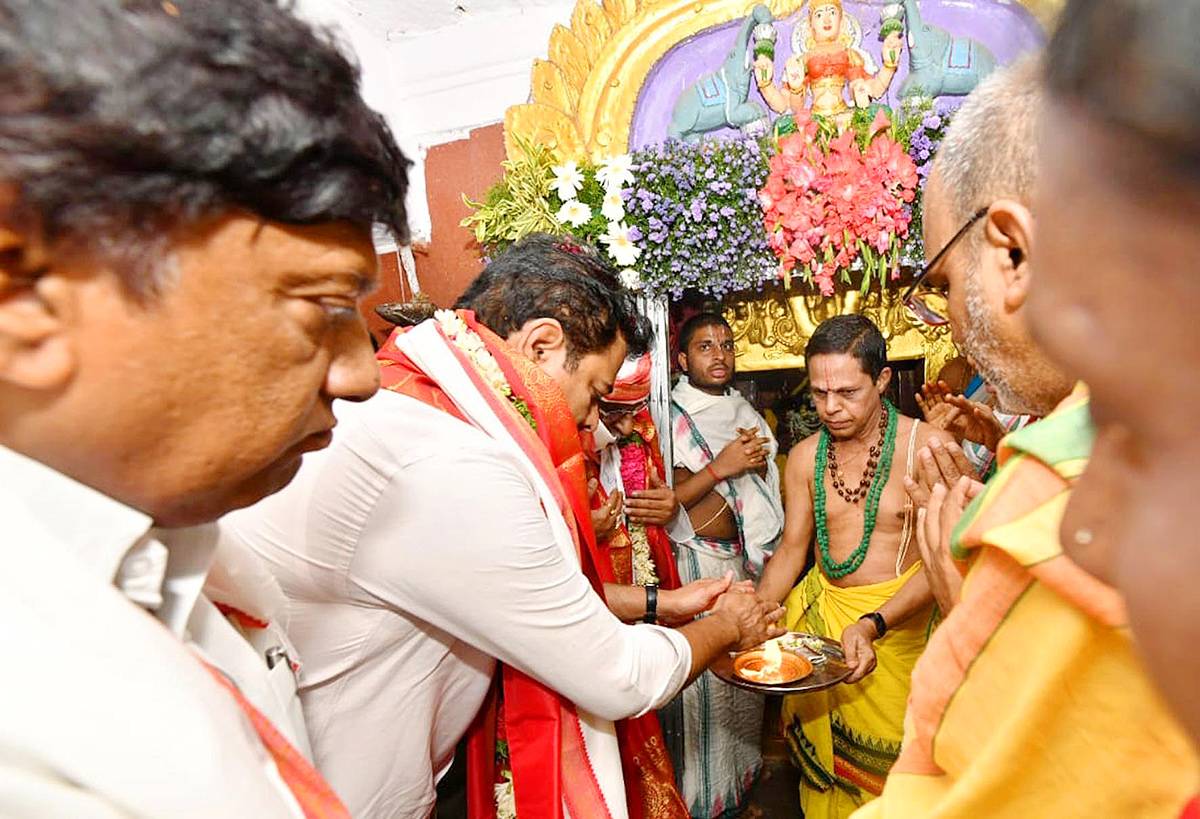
left=815, top=401, right=898, bottom=579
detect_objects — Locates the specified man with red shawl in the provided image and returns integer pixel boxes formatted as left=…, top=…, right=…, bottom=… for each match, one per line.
left=227, top=235, right=786, bottom=819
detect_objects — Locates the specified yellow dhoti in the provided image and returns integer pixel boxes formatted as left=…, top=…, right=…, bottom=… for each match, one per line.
left=781, top=563, right=933, bottom=819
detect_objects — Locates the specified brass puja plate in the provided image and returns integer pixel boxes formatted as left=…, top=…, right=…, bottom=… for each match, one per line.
left=713, top=632, right=852, bottom=696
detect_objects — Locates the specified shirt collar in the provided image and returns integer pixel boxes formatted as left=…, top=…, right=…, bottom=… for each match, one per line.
left=0, top=445, right=218, bottom=636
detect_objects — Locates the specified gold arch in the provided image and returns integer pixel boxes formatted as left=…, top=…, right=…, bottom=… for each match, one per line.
left=505, top=0, right=1062, bottom=380
left=505, top=0, right=1064, bottom=162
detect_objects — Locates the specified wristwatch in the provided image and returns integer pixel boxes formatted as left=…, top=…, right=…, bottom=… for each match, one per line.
left=643, top=584, right=659, bottom=624
left=858, top=611, right=887, bottom=639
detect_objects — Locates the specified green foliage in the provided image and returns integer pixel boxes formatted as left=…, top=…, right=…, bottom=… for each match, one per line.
left=878, top=17, right=904, bottom=40
left=460, top=136, right=562, bottom=254
left=892, top=94, right=936, bottom=153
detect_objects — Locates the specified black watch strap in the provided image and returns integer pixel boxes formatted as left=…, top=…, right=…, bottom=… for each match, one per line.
left=643, top=584, right=659, bottom=624
left=859, top=611, right=887, bottom=639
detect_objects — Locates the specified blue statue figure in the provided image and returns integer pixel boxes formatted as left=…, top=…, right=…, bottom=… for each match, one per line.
left=668, top=4, right=775, bottom=143
left=897, top=0, right=997, bottom=97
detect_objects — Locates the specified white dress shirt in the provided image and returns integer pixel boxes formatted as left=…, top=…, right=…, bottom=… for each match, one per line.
left=223, top=389, right=692, bottom=819
left=0, top=445, right=311, bottom=818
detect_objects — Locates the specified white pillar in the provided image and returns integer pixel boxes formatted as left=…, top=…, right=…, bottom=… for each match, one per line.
left=639, top=294, right=673, bottom=484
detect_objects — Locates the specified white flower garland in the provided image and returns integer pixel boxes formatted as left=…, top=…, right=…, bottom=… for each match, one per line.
left=629, top=522, right=659, bottom=587
left=494, top=771, right=517, bottom=819
left=435, top=309, right=515, bottom=403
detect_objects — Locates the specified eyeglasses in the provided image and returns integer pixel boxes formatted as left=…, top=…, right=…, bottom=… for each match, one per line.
left=901, top=206, right=989, bottom=327
left=599, top=398, right=649, bottom=424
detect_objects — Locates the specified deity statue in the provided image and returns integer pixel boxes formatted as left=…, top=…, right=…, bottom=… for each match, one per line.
left=754, top=0, right=904, bottom=131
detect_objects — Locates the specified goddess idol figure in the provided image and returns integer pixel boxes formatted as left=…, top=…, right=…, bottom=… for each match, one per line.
left=754, top=0, right=903, bottom=132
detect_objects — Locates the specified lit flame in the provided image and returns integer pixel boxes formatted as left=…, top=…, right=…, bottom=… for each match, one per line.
left=762, top=638, right=783, bottom=675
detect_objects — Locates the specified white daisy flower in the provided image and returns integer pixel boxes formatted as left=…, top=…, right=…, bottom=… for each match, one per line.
left=600, top=221, right=642, bottom=268
left=601, top=189, right=626, bottom=221
left=556, top=199, right=592, bottom=228
left=550, top=160, right=585, bottom=200
left=596, top=153, right=635, bottom=191
left=619, top=268, right=643, bottom=291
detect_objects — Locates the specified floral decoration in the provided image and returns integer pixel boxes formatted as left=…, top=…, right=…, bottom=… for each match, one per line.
left=494, top=771, right=516, bottom=819
left=618, top=432, right=659, bottom=587
left=622, top=134, right=778, bottom=299
left=462, top=137, right=641, bottom=283
left=760, top=108, right=919, bottom=295
left=464, top=104, right=955, bottom=300
left=894, top=95, right=956, bottom=259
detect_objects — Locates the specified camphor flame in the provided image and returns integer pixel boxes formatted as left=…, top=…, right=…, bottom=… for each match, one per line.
left=761, top=638, right=783, bottom=676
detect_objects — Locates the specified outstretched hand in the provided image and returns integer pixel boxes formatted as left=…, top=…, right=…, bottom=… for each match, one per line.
left=660, top=570, right=743, bottom=624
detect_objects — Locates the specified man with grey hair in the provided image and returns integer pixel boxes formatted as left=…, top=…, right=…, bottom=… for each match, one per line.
left=914, top=55, right=1072, bottom=417
left=1029, top=0, right=1200, bottom=762
left=0, top=0, right=409, bottom=816
left=852, top=57, right=1199, bottom=818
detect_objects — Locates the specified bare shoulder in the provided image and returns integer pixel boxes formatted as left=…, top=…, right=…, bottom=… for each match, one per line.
left=904, top=413, right=954, bottom=447
left=785, top=432, right=820, bottom=481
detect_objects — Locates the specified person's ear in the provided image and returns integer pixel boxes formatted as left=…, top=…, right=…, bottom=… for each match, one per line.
left=677, top=351, right=688, bottom=372
left=876, top=366, right=893, bottom=395
left=983, top=200, right=1035, bottom=313
left=509, top=317, right=567, bottom=365
left=0, top=218, right=76, bottom=391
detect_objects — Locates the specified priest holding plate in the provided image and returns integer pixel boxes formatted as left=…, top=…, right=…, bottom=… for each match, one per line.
left=756, top=315, right=953, bottom=819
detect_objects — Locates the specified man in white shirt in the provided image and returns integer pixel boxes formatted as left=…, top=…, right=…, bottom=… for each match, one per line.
left=0, top=1, right=409, bottom=816
left=225, top=235, right=787, bottom=819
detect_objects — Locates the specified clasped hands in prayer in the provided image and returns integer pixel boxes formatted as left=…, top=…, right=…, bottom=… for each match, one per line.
left=711, top=427, right=770, bottom=480
left=644, top=571, right=785, bottom=651
left=903, top=434, right=985, bottom=614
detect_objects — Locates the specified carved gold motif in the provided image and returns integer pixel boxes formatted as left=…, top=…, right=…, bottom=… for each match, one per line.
left=506, top=0, right=1061, bottom=162
left=723, top=288, right=958, bottom=381
left=506, top=0, right=1059, bottom=374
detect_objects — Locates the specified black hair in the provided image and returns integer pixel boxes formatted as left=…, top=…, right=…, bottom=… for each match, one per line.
left=1045, top=0, right=1200, bottom=178
left=805, top=315, right=887, bottom=380
left=0, top=0, right=410, bottom=295
left=678, top=312, right=732, bottom=356
left=456, top=233, right=652, bottom=364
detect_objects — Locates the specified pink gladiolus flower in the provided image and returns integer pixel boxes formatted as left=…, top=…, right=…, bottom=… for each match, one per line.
left=760, top=121, right=918, bottom=292
left=868, top=108, right=892, bottom=140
